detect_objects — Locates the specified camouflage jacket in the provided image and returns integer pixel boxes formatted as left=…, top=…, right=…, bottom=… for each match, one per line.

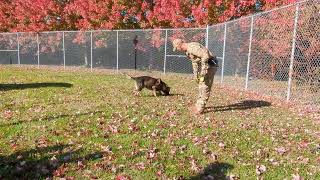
left=184, top=42, right=215, bottom=79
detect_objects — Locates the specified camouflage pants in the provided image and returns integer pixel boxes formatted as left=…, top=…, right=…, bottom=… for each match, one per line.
left=195, top=65, right=218, bottom=111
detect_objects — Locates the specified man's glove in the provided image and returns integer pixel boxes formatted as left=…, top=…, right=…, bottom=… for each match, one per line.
left=196, top=76, right=204, bottom=83
left=199, top=76, right=205, bottom=83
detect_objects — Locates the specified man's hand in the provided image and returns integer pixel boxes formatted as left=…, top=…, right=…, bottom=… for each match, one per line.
left=186, top=52, right=196, bottom=59
left=195, top=76, right=204, bottom=84
left=199, top=76, right=204, bottom=83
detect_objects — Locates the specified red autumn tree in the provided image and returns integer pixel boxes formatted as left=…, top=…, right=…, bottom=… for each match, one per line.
left=0, top=0, right=14, bottom=32
left=11, top=0, right=66, bottom=32
left=0, top=0, right=304, bottom=32
left=0, top=0, right=313, bottom=70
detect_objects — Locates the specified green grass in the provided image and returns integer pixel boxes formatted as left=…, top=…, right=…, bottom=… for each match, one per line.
left=0, top=66, right=319, bottom=179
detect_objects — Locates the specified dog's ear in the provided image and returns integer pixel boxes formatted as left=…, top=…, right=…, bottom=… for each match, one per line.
left=156, top=78, right=161, bottom=84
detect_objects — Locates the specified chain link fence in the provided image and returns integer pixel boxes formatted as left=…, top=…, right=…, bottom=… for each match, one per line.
left=0, top=0, right=319, bottom=107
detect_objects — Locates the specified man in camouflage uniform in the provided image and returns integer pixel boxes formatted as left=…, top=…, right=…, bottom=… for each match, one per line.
left=172, top=39, right=218, bottom=115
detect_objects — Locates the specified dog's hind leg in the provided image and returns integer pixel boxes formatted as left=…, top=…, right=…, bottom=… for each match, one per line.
left=133, top=81, right=142, bottom=96
left=134, top=82, right=139, bottom=91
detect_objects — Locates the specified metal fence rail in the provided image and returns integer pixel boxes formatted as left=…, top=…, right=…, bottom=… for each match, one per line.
left=0, top=0, right=319, bottom=107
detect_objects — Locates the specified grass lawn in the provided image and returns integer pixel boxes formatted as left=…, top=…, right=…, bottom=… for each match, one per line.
left=0, top=66, right=319, bottom=179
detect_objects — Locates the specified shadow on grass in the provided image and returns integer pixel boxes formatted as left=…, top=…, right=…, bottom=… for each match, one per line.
left=144, top=93, right=185, bottom=97
left=0, top=144, right=103, bottom=179
left=0, top=111, right=103, bottom=127
left=0, top=82, right=73, bottom=91
left=189, top=162, right=234, bottom=180
left=166, top=93, right=185, bottom=97
left=205, top=100, right=271, bottom=113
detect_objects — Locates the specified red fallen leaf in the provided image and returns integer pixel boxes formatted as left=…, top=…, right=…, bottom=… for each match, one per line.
left=4, top=110, right=13, bottom=119
left=226, top=174, right=240, bottom=180
left=128, top=124, right=140, bottom=132
left=147, top=147, right=158, bottom=160
left=77, top=161, right=85, bottom=170
left=292, top=174, right=303, bottom=180
left=135, top=162, right=146, bottom=170
left=297, top=156, right=310, bottom=164
left=202, top=148, right=210, bottom=154
left=36, top=137, right=49, bottom=148
left=11, top=143, right=17, bottom=150
left=210, top=153, right=218, bottom=161
left=275, top=147, right=287, bottom=155
left=151, top=129, right=159, bottom=137
left=168, top=111, right=177, bottom=117
left=256, top=165, right=267, bottom=175
left=179, top=145, right=187, bottom=151
left=163, top=110, right=177, bottom=119
left=53, top=164, right=67, bottom=177
left=90, top=175, right=99, bottom=179
left=170, top=147, right=177, bottom=155
left=156, top=170, right=162, bottom=176
left=34, top=107, right=42, bottom=113
left=105, top=124, right=119, bottom=134
left=191, top=158, right=200, bottom=172
left=268, top=158, right=279, bottom=166
left=100, top=145, right=112, bottom=153
left=116, top=175, right=131, bottom=180
left=298, top=141, right=309, bottom=149
left=219, top=142, right=225, bottom=148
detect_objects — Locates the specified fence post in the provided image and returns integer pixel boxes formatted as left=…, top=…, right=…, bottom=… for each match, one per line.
left=221, top=23, right=227, bottom=84
left=116, top=31, right=119, bottom=73
left=62, top=32, right=66, bottom=69
left=206, top=25, right=209, bottom=48
left=164, top=30, right=168, bottom=74
left=37, top=33, right=40, bottom=68
left=90, top=31, right=93, bottom=71
left=287, top=3, right=300, bottom=102
left=17, top=33, right=20, bottom=65
left=245, top=16, right=254, bottom=90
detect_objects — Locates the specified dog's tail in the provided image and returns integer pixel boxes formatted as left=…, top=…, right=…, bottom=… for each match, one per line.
left=121, top=73, right=135, bottom=80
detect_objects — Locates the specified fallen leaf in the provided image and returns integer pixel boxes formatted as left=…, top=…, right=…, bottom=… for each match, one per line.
left=219, top=142, right=225, bottom=148
left=3, top=110, right=13, bottom=119
left=226, top=174, right=240, bottom=180
left=256, top=165, right=267, bottom=175
left=191, top=159, right=200, bottom=172
left=147, top=147, right=158, bottom=160
left=116, top=175, right=131, bottom=180
left=135, top=162, right=145, bottom=170
left=275, top=147, right=287, bottom=155
left=292, top=174, right=303, bottom=180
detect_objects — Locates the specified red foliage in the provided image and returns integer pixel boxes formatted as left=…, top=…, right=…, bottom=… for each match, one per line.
left=0, top=0, right=299, bottom=32
left=0, top=0, right=14, bottom=32
left=11, top=0, right=65, bottom=32
left=0, top=0, right=301, bottom=56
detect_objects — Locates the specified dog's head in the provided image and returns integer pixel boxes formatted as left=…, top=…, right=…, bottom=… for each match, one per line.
left=156, top=78, right=170, bottom=95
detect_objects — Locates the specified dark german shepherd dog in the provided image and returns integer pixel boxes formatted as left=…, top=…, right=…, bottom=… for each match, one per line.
left=125, top=74, right=170, bottom=97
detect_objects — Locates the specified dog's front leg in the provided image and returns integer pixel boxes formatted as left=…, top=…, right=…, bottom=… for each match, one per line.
left=133, top=90, right=140, bottom=96
left=152, top=86, right=157, bottom=97
left=153, top=89, right=157, bottom=97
